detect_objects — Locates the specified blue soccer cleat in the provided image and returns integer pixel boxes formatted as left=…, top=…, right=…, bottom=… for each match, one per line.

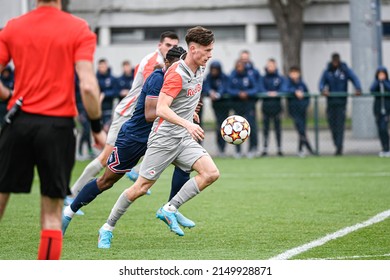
left=62, top=215, right=72, bottom=235
left=176, top=211, right=195, bottom=228
left=126, top=169, right=139, bottom=182
left=64, top=196, right=84, bottom=215
left=98, top=226, right=113, bottom=249
left=156, top=207, right=184, bottom=236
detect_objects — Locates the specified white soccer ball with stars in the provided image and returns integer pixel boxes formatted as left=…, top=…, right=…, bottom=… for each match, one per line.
left=220, top=115, right=251, bottom=145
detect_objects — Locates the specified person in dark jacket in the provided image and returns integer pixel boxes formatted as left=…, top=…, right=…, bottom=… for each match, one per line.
left=117, top=60, right=134, bottom=100
left=75, top=74, right=94, bottom=161
left=240, top=50, right=262, bottom=87
left=227, top=59, right=259, bottom=158
left=202, top=61, right=230, bottom=157
left=0, top=65, right=14, bottom=124
left=96, top=58, right=119, bottom=132
left=260, top=58, right=285, bottom=157
left=319, top=53, right=362, bottom=156
left=284, top=66, right=314, bottom=157
left=370, top=66, right=390, bottom=157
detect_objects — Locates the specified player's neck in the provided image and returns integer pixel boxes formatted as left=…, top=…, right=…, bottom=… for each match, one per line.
left=37, top=1, right=61, bottom=10
left=183, top=56, right=199, bottom=74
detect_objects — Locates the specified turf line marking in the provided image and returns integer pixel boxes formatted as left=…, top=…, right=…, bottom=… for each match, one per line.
left=269, top=209, right=390, bottom=260
left=308, top=253, right=390, bottom=260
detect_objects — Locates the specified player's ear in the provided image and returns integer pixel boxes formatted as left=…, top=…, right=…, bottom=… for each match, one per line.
left=189, top=43, right=197, bottom=54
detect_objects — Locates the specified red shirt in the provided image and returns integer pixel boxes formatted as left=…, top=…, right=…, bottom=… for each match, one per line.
left=0, top=6, right=96, bottom=117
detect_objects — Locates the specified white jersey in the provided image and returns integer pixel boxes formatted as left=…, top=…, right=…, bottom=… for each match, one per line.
left=115, top=49, right=164, bottom=117
left=150, top=59, right=204, bottom=139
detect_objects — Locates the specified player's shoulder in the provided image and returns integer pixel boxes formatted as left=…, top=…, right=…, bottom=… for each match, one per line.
left=164, top=62, right=183, bottom=81
left=142, top=50, right=159, bottom=64
left=147, top=69, right=165, bottom=84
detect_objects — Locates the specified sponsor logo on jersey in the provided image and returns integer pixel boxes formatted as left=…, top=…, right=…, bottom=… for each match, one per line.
left=187, top=83, right=202, bottom=97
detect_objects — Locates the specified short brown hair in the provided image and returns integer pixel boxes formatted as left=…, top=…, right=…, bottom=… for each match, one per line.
left=160, top=31, right=179, bottom=42
left=185, top=26, right=214, bottom=46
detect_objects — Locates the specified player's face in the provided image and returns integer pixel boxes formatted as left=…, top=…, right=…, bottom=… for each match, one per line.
left=164, top=58, right=180, bottom=69
left=192, top=43, right=214, bottom=67
left=158, top=38, right=179, bottom=58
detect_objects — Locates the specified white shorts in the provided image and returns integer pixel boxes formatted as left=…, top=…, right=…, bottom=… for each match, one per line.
left=139, top=135, right=209, bottom=181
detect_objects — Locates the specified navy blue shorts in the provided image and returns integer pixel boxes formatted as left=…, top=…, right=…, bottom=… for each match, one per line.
left=107, top=138, right=147, bottom=174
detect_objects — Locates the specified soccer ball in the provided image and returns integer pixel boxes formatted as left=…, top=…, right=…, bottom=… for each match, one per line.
left=220, top=115, right=251, bottom=145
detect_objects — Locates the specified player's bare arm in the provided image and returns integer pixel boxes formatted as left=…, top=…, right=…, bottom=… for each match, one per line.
left=0, top=81, right=11, bottom=101
left=144, top=96, right=158, bottom=122
left=76, top=60, right=106, bottom=149
left=156, top=92, right=204, bottom=141
left=76, top=61, right=101, bottom=119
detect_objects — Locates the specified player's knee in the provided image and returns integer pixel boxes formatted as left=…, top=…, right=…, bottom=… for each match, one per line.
left=97, top=176, right=115, bottom=191
left=139, top=185, right=150, bottom=196
left=205, top=167, right=219, bottom=184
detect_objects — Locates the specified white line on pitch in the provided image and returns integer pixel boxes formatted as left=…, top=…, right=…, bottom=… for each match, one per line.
left=269, top=209, right=390, bottom=260
left=308, top=253, right=390, bottom=260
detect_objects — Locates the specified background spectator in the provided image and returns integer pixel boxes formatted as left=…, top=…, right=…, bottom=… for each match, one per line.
left=96, top=58, right=118, bottom=132
left=370, top=66, right=390, bottom=157
left=117, top=60, right=134, bottom=100
left=228, top=59, right=259, bottom=158
left=202, top=60, right=230, bottom=157
left=239, top=50, right=262, bottom=87
left=75, top=74, right=94, bottom=161
left=260, top=58, right=285, bottom=157
left=319, top=53, right=362, bottom=156
left=284, top=66, right=314, bottom=157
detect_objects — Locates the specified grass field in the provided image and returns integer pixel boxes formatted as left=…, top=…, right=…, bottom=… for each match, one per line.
left=1, top=156, right=389, bottom=260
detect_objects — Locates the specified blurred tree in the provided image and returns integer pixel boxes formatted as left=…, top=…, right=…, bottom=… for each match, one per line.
left=268, top=0, right=306, bottom=75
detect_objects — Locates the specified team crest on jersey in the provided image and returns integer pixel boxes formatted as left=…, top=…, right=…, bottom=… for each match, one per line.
left=187, top=83, right=202, bottom=97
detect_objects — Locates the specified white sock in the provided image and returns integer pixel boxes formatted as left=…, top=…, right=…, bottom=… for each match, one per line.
left=64, top=205, right=76, bottom=218
left=102, top=223, right=115, bottom=232
left=163, top=203, right=177, bottom=213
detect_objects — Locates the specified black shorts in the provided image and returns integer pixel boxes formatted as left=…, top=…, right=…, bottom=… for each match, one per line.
left=0, top=112, right=76, bottom=198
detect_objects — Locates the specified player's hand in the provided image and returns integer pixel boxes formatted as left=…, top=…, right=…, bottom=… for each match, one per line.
left=186, top=121, right=204, bottom=142
left=321, top=89, right=329, bottom=96
left=195, top=99, right=203, bottom=114
left=193, top=112, right=200, bottom=124
left=355, top=89, right=362, bottom=96
left=92, top=130, right=106, bottom=150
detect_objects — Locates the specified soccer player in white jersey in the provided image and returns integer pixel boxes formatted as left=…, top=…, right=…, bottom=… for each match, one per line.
left=65, top=32, right=179, bottom=210
left=98, top=26, right=219, bottom=247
